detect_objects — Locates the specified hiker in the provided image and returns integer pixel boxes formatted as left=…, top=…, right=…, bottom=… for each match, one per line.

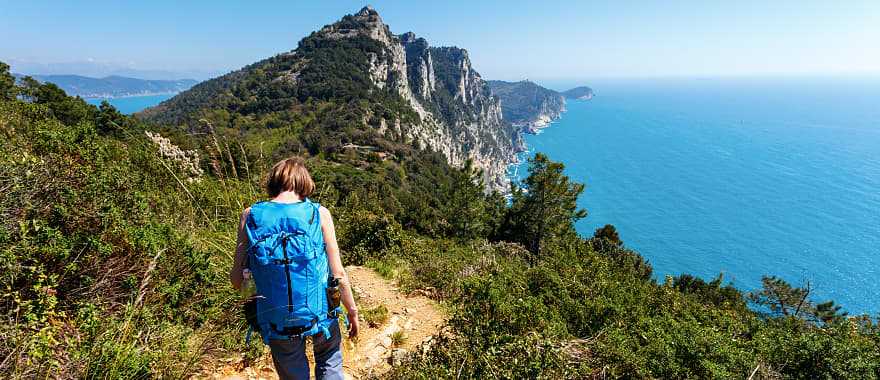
left=230, top=157, right=359, bottom=380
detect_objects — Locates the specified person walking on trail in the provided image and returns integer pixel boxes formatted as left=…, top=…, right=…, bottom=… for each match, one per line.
left=230, top=157, right=359, bottom=380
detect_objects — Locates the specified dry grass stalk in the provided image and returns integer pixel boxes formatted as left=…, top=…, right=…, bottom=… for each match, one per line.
left=135, top=248, right=166, bottom=306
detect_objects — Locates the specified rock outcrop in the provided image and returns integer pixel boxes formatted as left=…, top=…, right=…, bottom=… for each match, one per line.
left=336, top=7, right=522, bottom=189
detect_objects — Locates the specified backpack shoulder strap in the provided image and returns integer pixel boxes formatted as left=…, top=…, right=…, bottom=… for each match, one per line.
left=306, top=198, right=321, bottom=225
left=244, top=202, right=271, bottom=253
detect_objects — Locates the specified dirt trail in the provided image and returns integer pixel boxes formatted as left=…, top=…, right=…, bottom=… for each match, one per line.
left=197, top=266, right=446, bottom=380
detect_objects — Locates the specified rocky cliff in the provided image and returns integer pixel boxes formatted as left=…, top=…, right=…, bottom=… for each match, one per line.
left=139, top=6, right=521, bottom=191
left=487, top=80, right=566, bottom=133
left=341, top=7, right=523, bottom=190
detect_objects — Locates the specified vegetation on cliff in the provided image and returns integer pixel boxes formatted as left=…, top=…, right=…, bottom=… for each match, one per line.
left=3, top=60, right=879, bottom=379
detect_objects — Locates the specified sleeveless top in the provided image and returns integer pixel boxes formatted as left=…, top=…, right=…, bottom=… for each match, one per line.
left=244, top=199, right=335, bottom=342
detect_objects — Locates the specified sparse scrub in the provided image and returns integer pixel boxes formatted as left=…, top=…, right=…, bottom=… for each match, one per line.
left=361, top=304, right=389, bottom=328
left=366, top=257, right=409, bottom=281
left=389, top=331, right=407, bottom=347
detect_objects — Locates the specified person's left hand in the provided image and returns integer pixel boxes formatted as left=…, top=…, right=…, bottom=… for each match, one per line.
left=347, top=309, right=360, bottom=340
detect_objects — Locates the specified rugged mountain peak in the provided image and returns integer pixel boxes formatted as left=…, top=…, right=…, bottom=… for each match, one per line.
left=317, top=4, right=395, bottom=45
left=140, top=7, right=523, bottom=191
left=352, top=4, right=382, bottom=26
left=356, top=5, right=376, bottom=17
left=340, top=6, right=522, bottom=189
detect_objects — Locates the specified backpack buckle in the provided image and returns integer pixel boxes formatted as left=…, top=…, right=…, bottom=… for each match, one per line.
left=271, top=322, right=312, bottom=338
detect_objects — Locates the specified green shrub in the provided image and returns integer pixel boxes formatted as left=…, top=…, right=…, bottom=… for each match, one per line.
left=362, top=304, right=389, bottom=328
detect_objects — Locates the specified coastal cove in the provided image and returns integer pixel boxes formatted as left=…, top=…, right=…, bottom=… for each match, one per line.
left=85, top=93, right=173, bottom=114
left=515, top=77, right=880, bottom=315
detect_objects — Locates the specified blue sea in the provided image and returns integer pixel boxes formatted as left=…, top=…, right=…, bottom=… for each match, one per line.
left=85, top=94, right=173, bottom=114
left=518, top=77, right=880, bottom=315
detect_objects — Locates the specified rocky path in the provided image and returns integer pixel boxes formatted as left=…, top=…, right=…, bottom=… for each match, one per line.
left=197, top=266, right=446, bottom=379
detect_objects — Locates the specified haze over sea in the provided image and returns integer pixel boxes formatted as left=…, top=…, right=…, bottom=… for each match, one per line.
left=520, top=76, right=880, bottom=315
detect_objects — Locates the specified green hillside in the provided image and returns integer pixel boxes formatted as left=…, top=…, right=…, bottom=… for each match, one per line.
left=3, top=9, right=880, bottom=378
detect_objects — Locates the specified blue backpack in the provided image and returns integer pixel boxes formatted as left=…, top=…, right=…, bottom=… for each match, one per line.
left=244, top=199, right=340, bottom=343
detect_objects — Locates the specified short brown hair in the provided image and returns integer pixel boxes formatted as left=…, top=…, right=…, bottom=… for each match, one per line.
left=265, top=157, right=315, bottom=198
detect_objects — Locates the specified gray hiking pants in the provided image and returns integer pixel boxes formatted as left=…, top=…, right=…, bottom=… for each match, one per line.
left=268, top=319, right=344, bottom=380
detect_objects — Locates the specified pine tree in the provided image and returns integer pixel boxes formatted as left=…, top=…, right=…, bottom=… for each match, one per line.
left=97, top=100, right=127, bottom=133
left=748, top=276, right=850, bottom=324
left=442, top=160, right=502, bottom=239
left=500, top=153, right=586, bottom=262
left=0, top=62, right=17, bottom=101
left=813, top=300, right=848, bottom=324
left=591, top=224, right=622, bottom=250
left=748, top=276, right=814, bottom=318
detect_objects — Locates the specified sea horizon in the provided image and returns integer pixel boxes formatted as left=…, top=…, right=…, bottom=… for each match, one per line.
left=532, top=73, right=880, bottom=92
left=516, top=75, right=880, bottom=315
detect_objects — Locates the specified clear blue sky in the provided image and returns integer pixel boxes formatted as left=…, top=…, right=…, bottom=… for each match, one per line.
left=2, top=0, right=878, bottom=80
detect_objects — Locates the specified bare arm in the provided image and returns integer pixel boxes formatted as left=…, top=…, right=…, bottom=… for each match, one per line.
left=320, top=206, right=359, bottom=338
left=229, top=207, right=251, bottom=290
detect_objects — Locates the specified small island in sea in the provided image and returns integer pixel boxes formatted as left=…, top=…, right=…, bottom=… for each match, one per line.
left=561, top=86, right=594, bottom=100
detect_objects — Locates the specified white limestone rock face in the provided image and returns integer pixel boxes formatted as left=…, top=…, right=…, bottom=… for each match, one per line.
left=318, top=6, right=523, bottom=191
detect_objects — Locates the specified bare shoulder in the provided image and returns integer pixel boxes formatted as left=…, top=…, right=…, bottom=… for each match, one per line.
left=239, top=207, right=251, bottom=224
left=318, top=206, right=332, bottom=220
left=319, top=206, right=336, bottom=228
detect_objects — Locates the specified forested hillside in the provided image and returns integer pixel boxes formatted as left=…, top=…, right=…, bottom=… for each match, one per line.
left=3, top=7, right=880, bottom=378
